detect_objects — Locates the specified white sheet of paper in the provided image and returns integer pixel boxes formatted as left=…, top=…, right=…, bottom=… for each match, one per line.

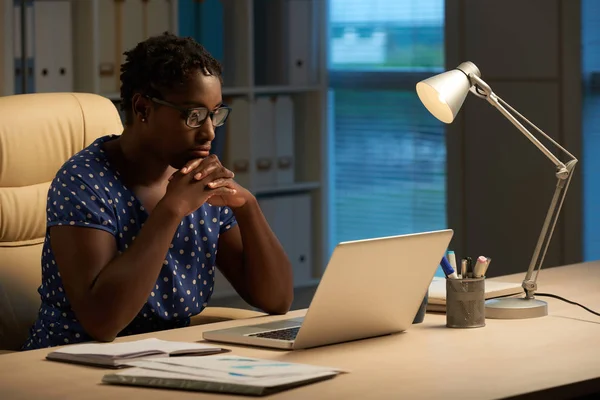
left=126, top=360, right=336, bottom=384
left=110, top=366, right=337, bottom=388
left=127, top=355, right=347, bottom=377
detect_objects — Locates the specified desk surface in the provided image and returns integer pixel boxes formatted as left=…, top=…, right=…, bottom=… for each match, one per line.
left=1, top=262, right=599, bottom=400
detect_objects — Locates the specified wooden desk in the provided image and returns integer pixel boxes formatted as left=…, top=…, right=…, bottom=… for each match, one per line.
left=1, top=262, right=599, bottom=399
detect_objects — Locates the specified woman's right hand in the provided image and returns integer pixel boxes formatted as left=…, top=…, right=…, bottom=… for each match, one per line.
left=161, top=155, right=237, bottom=218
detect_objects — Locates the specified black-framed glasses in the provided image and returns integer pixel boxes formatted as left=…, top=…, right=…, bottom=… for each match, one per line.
left=147, top=96, right=232, bottom=128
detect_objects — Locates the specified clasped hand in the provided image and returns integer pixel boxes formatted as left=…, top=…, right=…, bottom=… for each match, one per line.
left=164, top=154, right=251, bottom=217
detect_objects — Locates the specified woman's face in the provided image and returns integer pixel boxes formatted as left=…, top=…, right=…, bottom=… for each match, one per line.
left=139, top=71, right=224, bottom=169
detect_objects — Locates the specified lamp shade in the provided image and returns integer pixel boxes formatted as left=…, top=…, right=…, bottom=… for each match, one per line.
left=416, top=69, right=472, bottom=124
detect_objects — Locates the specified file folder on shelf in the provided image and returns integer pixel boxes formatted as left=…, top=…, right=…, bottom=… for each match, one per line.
left=224, top=97, right=252, bottom=188
left=287, top=0, right=313, bottom=86
left=274, top=95, right=295, bottom=185
left=259, top=194, right=312, bottom=286
left=252, top=97, right=277, bottom=189
left=12, top=0, right=34, bottom=94
left=33, top=0, right=73, bottom=93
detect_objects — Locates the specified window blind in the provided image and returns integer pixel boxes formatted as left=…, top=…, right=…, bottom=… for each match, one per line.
left=329, top=89, right=446, bottom=243
left=327, top=0, right=446, bottom=262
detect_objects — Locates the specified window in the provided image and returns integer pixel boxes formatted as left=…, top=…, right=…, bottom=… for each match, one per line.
left=327, top=0, right=447, bottom=273
left=329, top=0, right=444, bottom=71
left=582, top=0, right=600, bottom=261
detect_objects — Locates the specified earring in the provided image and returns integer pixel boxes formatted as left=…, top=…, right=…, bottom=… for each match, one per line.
left=141, top=117, right=146, bottom=122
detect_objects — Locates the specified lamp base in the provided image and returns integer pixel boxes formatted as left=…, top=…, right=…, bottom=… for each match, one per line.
left=485, top=297, right=548, bottom=319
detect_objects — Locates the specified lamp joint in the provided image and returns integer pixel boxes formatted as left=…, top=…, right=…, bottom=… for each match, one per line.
left=522, top=280, right=537, bottom=299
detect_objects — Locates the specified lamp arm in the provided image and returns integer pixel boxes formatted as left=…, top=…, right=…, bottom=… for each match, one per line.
left=469, top=75, right=576, bottom=169
left=467, top=74, right=579, bottom=298
left=521, top=165, right=575, bottom=297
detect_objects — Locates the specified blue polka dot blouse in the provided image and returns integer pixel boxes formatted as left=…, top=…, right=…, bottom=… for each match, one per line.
left=22, top=135, right=237, bottom=350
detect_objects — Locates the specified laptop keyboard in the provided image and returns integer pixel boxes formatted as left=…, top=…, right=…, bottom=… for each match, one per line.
left=248, top=326, right=300, bottom=341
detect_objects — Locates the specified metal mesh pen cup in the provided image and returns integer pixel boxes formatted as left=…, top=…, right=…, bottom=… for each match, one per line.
left=446, top=277, right=485, bottom=328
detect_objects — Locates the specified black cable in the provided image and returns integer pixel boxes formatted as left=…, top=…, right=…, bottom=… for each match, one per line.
left=486, top=292, right=600, bottom=317
left=535, top=293, right=600, bottom=317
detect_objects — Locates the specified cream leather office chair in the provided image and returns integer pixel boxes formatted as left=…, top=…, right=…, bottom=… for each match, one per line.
left=0, top=92, right=262, bottom=353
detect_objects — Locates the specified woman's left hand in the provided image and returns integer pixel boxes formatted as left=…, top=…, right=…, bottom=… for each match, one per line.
left=174, top=157, right=254, bottom=209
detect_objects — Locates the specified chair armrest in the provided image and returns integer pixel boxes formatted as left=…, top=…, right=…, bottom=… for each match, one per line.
left=189, top=307, right=266, bottom=326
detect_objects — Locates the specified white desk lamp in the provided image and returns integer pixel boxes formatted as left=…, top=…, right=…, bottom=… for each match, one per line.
left=416, top=61, right=578, bottom=319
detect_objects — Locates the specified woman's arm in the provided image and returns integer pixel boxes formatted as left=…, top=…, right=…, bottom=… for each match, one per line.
left=215, top=197, right=294, bottom=314
left=52, top=157, right=236, bottom=342
left=52, top=201, right=182, bottom=342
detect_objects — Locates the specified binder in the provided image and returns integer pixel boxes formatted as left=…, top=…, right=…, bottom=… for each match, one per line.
left=287, top=0, right=312, bottom=85
left=32, top=0, right=73, bottom=93
left=71, top=0, right=100, bottom=94
left=146, top=0, right=171, bottom=37
left=254, top=0, right=315, bottom=86
left=258, top=196, right=294, bottom=274
left=122, top=0, right=144, bottom=59
left=123, top=0, right=171, bottom=43
left=97, top=0, right=173, bottom=94
left=225, top=97, right=251, bottom=188
left=252, top=97, right=277, bottom=189
left=0, top=1, right=11, bottom=95
left=290, top=194, right=312, bottom=284
left=12, top=0, right=34, bottom=94
left=222, top=0, right=249, bottom=87
left=274, top=95, right=295, bottom=185
left=253, top=0, right=288, bottom=86
left=259, top=194, right=312, bottom=286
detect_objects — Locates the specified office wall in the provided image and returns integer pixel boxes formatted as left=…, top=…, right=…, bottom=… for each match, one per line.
left=445, top=0, right=582, bottom=277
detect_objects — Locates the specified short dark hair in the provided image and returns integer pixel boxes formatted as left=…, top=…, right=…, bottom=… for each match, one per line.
left=119, top=32, right=223, bottom=124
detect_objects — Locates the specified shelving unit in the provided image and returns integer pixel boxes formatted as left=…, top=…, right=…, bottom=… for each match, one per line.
left=0, top=0, right=330, bottom=301
left=253, top=85, right=323, bottom=95
left=253, top=181, right=321, bottom=197
left=0, top=1, right=11, bottom=96
left=207, top=0, right=329, bottom=299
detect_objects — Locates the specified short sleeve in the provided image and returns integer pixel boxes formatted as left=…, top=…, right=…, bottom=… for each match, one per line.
left=219, top=206, right=237, bottom=234
left=46, top=165, right=117, bottom=236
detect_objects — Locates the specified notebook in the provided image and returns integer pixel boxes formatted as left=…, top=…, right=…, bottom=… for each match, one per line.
left=102, top=355, right=345, bottom=396
left=46, top=338, right=229, bottom=368
left=427, top=277, right=523, bottom=312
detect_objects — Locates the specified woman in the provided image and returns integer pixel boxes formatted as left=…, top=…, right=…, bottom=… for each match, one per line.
left=22, top=33, right=293, bottom=350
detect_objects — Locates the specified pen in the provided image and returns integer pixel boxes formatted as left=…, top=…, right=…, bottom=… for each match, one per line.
left=473, top=255, right=487, bottom=278
left=447, top=250, right=457, bottom=277
left=482, top=257, right=492, bottom=276
left=440, top=255, right=459, bottom=279
left=461, top=258, right=468, bottom=278
left=466, top=257, right=473, bottom=278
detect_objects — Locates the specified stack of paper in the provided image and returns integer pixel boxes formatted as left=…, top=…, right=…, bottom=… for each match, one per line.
left=46, top=338, right=228, bottom=368
left=102, top=355, right=346, bottom=396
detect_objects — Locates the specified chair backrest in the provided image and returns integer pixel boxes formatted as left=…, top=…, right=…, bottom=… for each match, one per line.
left=0, top=92, right=123, bottom=350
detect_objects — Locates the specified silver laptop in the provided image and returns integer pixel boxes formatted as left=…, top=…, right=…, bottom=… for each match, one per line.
left=202, top=229, right=453, bottom=350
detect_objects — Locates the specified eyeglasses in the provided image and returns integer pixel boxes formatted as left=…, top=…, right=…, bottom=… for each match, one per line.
left=147, top=96, right=232, bottom=128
